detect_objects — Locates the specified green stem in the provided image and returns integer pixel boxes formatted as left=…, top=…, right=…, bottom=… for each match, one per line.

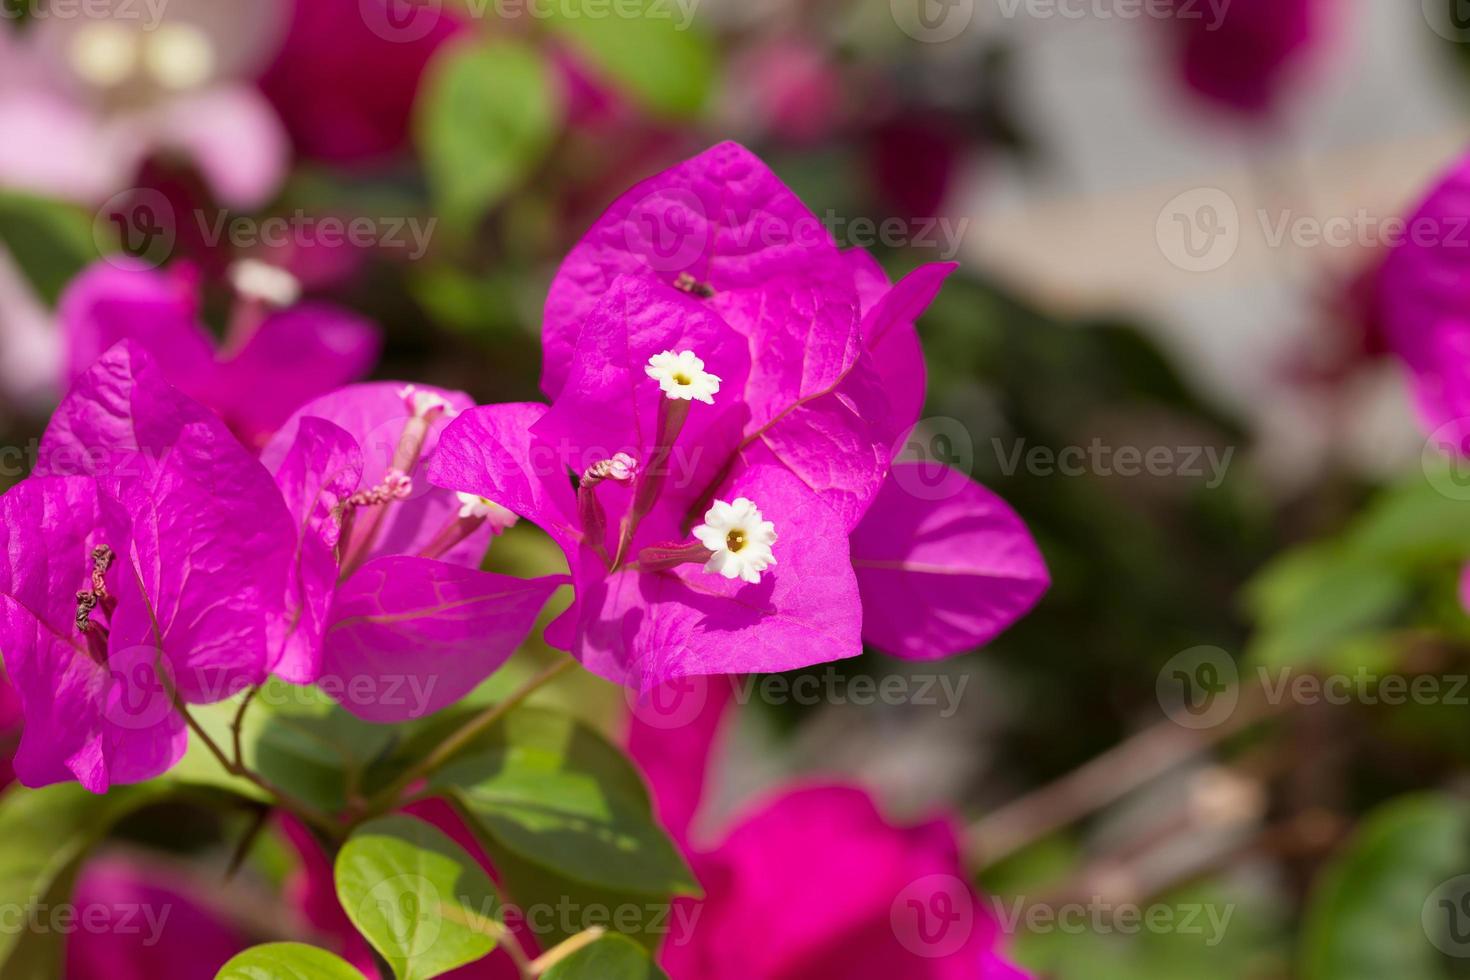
left=364, top=656, right=579, bottom=815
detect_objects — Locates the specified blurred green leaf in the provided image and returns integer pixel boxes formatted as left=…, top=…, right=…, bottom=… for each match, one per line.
left=433, top=706, right=697, bottom=898
left=216, top=942, right=368, bottom=980
left=1301, top=794, right=1470, bottom=980
left=546, top=0, right=715, bottom=118
left=335, top=814, right=501, bottom=980
left=1244, top=543, right=1412, bottom=670
left=416, top=39, right=562, bottom=234
left=542, top=933, right=669, bottom=979
left=0, top=193, right=102, bottom=306
left=0, top=783, right=171, bottom=975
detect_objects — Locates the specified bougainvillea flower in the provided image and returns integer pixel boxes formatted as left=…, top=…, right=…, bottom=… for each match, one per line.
left=627, top=690, right=1028, bottom=978
left=1162, top=0, right=1322, bottom=115
left=0, top=1, right=289, bottom=208
left=431, top=276, right=865, bottom=689
left=259, top=383, right=562, bottom=719
left=660, top=784, right=1028, bottom=980
left=67, top=854, right=246, bottom=980
left=0, top=342, right=298, bottom=792
left=257, top=0, right=464, bottom=165
left=61, top=258, right=381, bottom=447
left=1379, top=151, right=1470, bottom=454
left=435, top=143, right=1046, bottom=686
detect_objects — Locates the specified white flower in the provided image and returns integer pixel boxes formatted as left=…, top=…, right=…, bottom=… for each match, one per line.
left=456, top=493, right=518, bottom=532
left=693, top=497, right=777, bottom=584
left=229, top=260, right=301, bottom=308
left=645, top=350, right=721, bottom=405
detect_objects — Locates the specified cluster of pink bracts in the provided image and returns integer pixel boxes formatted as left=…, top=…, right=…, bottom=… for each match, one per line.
left=0, top=144, right=1045, bottom=978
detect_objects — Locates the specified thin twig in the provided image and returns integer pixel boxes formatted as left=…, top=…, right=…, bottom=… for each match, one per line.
left=230, top=685, right=260, bottom=769
left=177, top=701, right=339, bottom=837
left=969, top=680, right=1282, bottom=869
left=365, top=656, right=579, bottom=815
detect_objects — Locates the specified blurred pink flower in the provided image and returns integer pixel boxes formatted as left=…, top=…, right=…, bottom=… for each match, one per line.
left=1379, top=150, right=1470, bottom=453
left=727, top=38, right=844, bottom=145
left=661, top=784, right=1027, bottom=979
left=1163, top=0, right=1324, bottom=115
left=66, top=855, right=246, bottom=980
left=628, top=684, right=1030, bottom=978
left=257, top=0, right=465, bottom=165
left=60, top=258, right=381, bottom=448
left=0, top=1, right=290, bottom=209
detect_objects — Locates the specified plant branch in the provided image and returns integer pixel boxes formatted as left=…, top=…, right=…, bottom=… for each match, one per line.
left=365, top=655, right=579, bottom=814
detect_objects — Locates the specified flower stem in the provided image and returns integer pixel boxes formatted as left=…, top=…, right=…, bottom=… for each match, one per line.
left=175, top=699, right=340, bottom=840
left=364, top=656, right=579, bottom=814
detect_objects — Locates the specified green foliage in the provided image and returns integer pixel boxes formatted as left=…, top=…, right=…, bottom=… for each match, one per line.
left=0, top=192, right=103, bottom=306
left=542, top=933, right=669, bottom=979
left=1244, top=465, right=1470, bottom=671
left=432, top=707, right=698, bottom=898
left=0, top=783, right=171, bottom=976
left=170, top=680, right=395, bottom=814
left=216, top=943, right=368, bottom=980
left=1300, top=794, right=1470, bottom=980
left=416, top=39, right=562, bottom=235
left=335, top=815, right=501, bottom=980
left=545, top=0, right=715, bottom=119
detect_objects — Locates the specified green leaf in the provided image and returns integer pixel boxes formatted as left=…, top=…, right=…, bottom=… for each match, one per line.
left=545, top=0, right=715, bottom=118
left=416, top=39, right=562, bottom=234
left=0, top=783, right=171, bottom=974
left=1244, top=543, right=1412, bottom=670
left=335, top=815, right=501, bottom=980
left=216, top=942, right=368, bottom=980
left=432, top=707, right=698, bottom=898
left=542, top=934, right=670, bottom=979
left=0, top=193, right=103, bottom=305
left=1300, top=794, right=1470, bottom=980
left=1347, top=464, right=1470, bottom=567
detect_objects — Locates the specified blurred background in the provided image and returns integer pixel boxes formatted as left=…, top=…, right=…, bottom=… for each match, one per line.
left=6, top=0, right=1470, bottom=976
